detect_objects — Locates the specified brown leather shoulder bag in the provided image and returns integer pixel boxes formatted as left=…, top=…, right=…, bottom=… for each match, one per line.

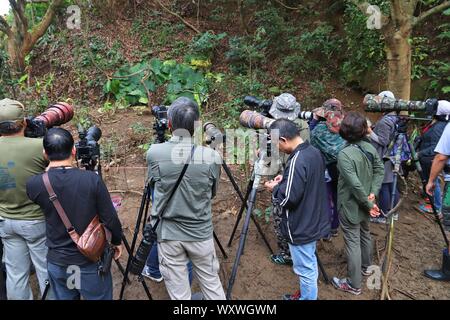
left=42, top=172, right=110, bottom=262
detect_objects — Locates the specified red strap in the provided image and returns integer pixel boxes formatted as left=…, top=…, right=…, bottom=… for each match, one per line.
left=42, top=172, right=74, bottom=232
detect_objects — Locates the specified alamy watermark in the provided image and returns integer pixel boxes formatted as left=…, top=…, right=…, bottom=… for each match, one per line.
left=66, top=5, right=81, bottom=30
left=366, top=4, right=382, bottom=30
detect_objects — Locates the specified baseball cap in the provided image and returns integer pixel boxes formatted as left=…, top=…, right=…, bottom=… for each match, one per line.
left=0, top=98, right=25, bottom=123
left=436, top=100, right=450, bottom=116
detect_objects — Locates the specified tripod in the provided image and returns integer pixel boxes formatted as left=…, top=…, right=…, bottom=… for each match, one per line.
left=119, top=182, right=229, bottom=300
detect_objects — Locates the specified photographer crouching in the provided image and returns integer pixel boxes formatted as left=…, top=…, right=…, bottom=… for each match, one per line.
left=0, top=99, right=50, bottom=300
left=264, top=119, right=330, bottom=300
left=26, top=128, right=123, bottom=300
left=145, top=97, right=225, bottom=300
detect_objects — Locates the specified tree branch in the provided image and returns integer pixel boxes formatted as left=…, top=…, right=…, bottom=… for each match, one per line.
left=272, top=0, right=302, bottom=10
left=0, top=15, right=12, bottom=37
left=349, top=0, right=370, bottom=13
left=28, top=0, right=63, bottom=49
left=153, top=0, right=200, bottom=34
left=9, top=0, right=28, bottom=32
left=413, top=1, right=450, bottom=27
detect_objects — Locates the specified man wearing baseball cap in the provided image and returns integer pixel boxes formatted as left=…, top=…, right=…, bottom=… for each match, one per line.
left=0, top=98, right=50, bottom=299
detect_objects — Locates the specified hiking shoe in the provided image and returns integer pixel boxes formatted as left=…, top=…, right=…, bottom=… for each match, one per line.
left=370, top=217, right=387, bottom=224
left=361, top=267, right=374, bottom=276
left=282, top=290, right=301, bottom=300
left=270, top=254, right=293, bottom=265
left=419, top=204, right=433, bottom=214
left=141, top=266, right=163, bottom=283
left=332, top=277, right=362, bottom=295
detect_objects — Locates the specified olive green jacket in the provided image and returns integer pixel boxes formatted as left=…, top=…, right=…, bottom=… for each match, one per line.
left=337, top=140, right=385, bottom=224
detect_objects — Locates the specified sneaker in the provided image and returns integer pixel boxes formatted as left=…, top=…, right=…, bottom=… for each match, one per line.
left=270, top=254, right=293, bottom=265
left=419, top=204, right=433, bottom=214
left=370, top=216, right=387, bottom=224
left=331, top=229, right=339, bottom=237
left=332, top=277, right=362, bottom=295
left=282, top=290, right=301, bottom=300
left=141, top=266, right=163, bottom=283
left=361, top=267, right=374, bottom=276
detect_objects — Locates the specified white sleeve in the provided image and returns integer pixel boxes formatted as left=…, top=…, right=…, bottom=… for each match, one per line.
left=435, top=123, right=450, bottom=156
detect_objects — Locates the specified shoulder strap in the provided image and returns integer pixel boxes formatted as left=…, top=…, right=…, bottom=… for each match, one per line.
left=152, top=145, right=196, bottom=231
left=348, top=143, right=374, bottom=165
left=42, top=172, right=74, bottom=232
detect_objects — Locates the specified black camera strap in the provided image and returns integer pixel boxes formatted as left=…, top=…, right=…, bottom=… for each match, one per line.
left=151, top=144, right=196, bottom=232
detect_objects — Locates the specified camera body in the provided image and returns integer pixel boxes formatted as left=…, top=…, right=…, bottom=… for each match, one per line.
left=151, top=105, right=169, bottom=143
left=298, top=111, right=313, bottom=121
left=24, top=118, right=47, bottom=138
left=75, top=126, right=102, bottom=173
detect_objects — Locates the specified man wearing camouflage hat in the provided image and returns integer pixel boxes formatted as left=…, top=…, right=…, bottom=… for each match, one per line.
left=0, top=99, right=50, bottom=300
left=267, top=93, right=310, bottom=265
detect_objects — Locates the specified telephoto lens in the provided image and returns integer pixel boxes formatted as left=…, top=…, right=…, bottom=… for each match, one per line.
left=203, top=122, right=224, bottom=147
left=239, top=110, right=275, bottom=130
left=243, top=96, right=273, bottom=114
left=130, top=224, right=156, bottom=275
left=298, top=111, right=313, bottom=121
left=86, top=126, right=102, bottom=143
left=364, top=94, right=426, bottom=113
left=35, top=102, right=74, bottom=127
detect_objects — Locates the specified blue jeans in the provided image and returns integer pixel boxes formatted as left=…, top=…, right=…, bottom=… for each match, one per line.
left=47, top=262, right=113, bottom=300
left=378, top=183, right=400, bottom=214
left=145, top=242, right=193, bottom=284
left=434, top=178, right=442, bottom=211
left=288, top=241, right=318, bottom=300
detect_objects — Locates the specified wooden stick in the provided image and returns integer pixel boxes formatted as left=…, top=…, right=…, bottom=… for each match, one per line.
left=154, top=0, right=201, bottom=34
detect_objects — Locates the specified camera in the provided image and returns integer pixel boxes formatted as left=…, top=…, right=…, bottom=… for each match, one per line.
left=151, top=105, right=169, bottom=144
left=363, top=94, right=436, bottom=115
left=75, top=125, right=102, bottom=173
left=243, top=96, right=273, bottom=117
left=25, top=102, right=74, bottom=138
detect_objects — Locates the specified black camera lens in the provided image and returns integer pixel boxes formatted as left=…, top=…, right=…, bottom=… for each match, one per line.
left=86, top=126, right=102, bottom=142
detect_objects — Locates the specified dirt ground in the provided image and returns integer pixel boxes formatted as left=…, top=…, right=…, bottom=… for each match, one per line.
left=87, top=108, right=450, bottom=301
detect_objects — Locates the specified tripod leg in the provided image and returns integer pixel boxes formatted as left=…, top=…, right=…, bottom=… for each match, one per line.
left=249, top=214, right=274, bottom=254
left=214, top=231, right=228, bottom=259
left=226, top=182, right=259, bottom=300
left=316, top=252, right=330, bottom=284
left=119, top=185, right=151, bottom=300
left=222, top=163, right=245, bottom=202
left=41, top=279, right=50, bottom=300
left=227, top=178, right=253, bottom=247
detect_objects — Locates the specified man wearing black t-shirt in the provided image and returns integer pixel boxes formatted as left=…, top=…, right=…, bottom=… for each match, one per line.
left=26, top=128, right=123, bottom=300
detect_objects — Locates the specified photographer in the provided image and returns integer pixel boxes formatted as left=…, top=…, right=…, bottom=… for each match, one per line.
left=266, top=93, right=310, bottom=265
left=426, top=103, right=450, bottom=236
left=0, top=98, right=50, bottom=300
left=26, top=128, right=123, bottom=300
left=368, top=91, right=401, bottom=222
left=416, top=101, right=450, bottom=214
left=310, top=99, right=347, bottom=237
left=265, top=119, right=330, bottom=300
left=332, top=112, right=384, bottom=295
left=147, top=97, right=225, bottom=300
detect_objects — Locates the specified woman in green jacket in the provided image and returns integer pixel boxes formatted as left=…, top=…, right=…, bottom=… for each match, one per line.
left=332, top=112, right=385, bottom=295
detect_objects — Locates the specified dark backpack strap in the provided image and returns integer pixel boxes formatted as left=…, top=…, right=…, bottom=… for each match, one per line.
left=152, top=145, right=196, bottom=231
left=346, top=144, right=374, bottom=165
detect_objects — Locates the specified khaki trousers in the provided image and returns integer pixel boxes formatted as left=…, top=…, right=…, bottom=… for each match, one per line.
left=158, top=238, right=225, bottom=300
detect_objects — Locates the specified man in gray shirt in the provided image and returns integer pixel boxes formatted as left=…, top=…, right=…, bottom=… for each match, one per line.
left=147, top=97, right=225, bottom=300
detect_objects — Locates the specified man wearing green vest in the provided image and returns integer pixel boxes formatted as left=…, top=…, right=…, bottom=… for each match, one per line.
left=0, top=99, right=50, bottom=300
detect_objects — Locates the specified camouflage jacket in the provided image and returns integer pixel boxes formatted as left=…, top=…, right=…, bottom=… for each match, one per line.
left=310, top=122, right=346, bottom=165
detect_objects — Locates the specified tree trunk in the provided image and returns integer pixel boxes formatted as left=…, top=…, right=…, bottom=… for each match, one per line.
left=384, top=27, right=412, bottom=100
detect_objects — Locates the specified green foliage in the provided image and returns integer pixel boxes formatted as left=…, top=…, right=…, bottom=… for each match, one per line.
left=341, top=2, right=385, bottom=82
left=283, top=23, right=342, bottom=76
left=104, top=59, right=217, bottom=106
left=188, top=31, right=227, bottom=60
